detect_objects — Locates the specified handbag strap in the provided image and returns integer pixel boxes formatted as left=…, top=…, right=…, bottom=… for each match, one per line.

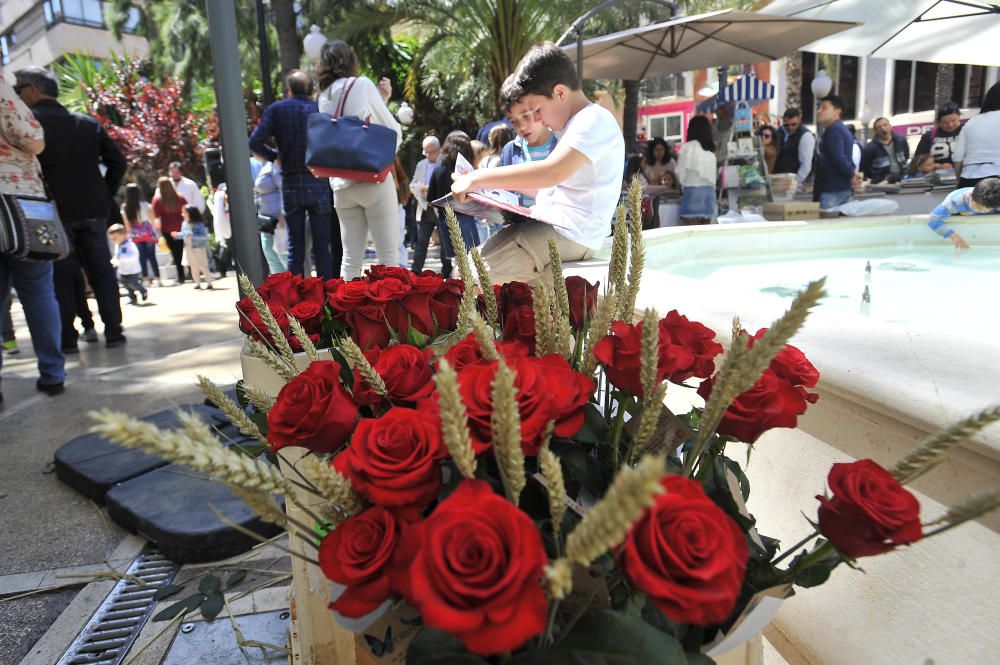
left=333, top=77, right=359, bottom=119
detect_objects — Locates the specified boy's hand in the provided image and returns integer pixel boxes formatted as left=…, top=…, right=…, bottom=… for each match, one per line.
left=451, top=172, right=476, bottom=202
left=951, top=232, right=970, bottom=250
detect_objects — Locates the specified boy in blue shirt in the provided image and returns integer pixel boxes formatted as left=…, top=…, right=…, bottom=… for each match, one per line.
left=927, top=177, right=1000, bottom=249
left=499, top=75, right=559, bottom=208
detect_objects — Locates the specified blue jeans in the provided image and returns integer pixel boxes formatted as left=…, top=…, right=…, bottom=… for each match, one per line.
left=0, top=257, right=65, bottom=387
left=260, top=232, right=287, bottom=274
left=819, top=190, right=852, bottom=210
left=282, top=175, right=334, bottom=279
left=136, top=241, right=159, bottom=279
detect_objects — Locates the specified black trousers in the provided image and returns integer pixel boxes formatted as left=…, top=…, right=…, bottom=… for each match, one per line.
left=410, top=208, right=453, bottom=278
left=73, top=268, right=95, bottom=330
left=164, top=234, right=185, bottom=283
left=53, top=218, right=123, bottom=347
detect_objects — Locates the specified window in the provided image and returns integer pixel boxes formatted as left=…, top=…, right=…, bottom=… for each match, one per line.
left=45, top=0, right=106, bottom=29
left=641, top=74, right=684, bottom=100
left=891, top=61, right=988, bottom=114
left=798, top=53, right=860, bottom=122
left=648, top=113, right=684, bottom=143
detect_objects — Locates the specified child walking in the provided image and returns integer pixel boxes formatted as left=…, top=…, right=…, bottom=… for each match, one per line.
left=121, top=183, right=161, bottom=286
left=172, top=206, right=213, bottom=290
left=108, top=224, right=148, bottom=305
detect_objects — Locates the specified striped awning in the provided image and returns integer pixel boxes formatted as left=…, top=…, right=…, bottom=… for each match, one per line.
left=718, top=74, right=775, bottom=103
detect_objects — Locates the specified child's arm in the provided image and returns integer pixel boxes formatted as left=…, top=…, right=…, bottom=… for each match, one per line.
left=451, top=144, right=590, bottom=200
left=928, top=191, right=970, bottom=248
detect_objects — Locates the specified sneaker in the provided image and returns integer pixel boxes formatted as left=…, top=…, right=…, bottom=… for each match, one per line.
left=81, top=328, right=98, bottom=344
left=36, top=378, right=65, bottom=396
left=105, top=335, right=127, bottom=348
left=128, top=296, right=138, bottom=305
left=157, top=279, right=164, bottom=287
left=62, top=344, right=79, bottom=354
left=193, top=284, right=202, bottom=290
left=2, top=339, right=18, bottom=355
left=141, top=290, right=149, bottom=302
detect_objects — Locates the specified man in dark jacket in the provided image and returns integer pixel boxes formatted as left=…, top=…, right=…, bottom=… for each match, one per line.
left=813, top=95, right=856, bottom=210
left=15, top=66, right=128, bottom=350
left=774, top=107, right=816, bottom=186
left=860, top=117, right=910, bottom=184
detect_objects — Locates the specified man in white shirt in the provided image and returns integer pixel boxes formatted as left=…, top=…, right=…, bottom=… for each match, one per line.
left=451, top=43, right=624, bottom=285
left=169, top=161, right=206, bottom=213
left=409, top=136, right=445, bottom=272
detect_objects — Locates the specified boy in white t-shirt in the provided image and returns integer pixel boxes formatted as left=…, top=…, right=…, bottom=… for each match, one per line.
left=108, top=224, right=148, bottom=305
left=452, top=42, right=625, bottom=285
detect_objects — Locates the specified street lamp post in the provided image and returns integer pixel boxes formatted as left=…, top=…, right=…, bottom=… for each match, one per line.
left=255, top=0, right=274, bottom=107
left=303, top=25, right=327, bottom=64
left=811, top=69, right=833, bottom=133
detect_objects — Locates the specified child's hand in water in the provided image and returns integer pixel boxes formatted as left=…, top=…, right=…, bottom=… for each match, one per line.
left=951, top=232, right=970, bottom=250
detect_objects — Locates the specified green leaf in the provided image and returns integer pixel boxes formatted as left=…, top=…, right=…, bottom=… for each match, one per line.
left=153, top=592, right=204, bottom=622
left=405, top=627, right=489, bottom=665
left=225, top=570, right=247, bottom=589
left=789, top=543, right=842, bottom=588
left=407, top=322, right=430, bottom=348
left=201, top=591, right=224, bottom=620
left=42, top=461, right=56, bottom=474
left=235, top=380, right=250, bottom=409
left=198, top=575, right=221, bottom=595
left=153, top=584, right=183, bottom=601
left=510, top=610, right=691, bottom=665
left=572, top=404, right=611, bottom=446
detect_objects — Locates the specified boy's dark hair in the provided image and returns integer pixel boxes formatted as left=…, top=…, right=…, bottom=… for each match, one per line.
left=820, top=95, right=846, bottom=113
left=686, top=115, right=716, bottom=154
left=184, top=205, right=205, bottom=223
left=936, top=102, right=961, bottom=120
left=506, top=42, right=579, bottom=106
left=971, top=177, right=1000, bottom=209
left=499, top=74, right=519, bottom=112
left=783, top=107, right=802, bottom=120
left=980, top=81, right=1000, bottom=114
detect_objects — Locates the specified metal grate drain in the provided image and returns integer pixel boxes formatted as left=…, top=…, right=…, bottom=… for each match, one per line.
left=56, top=548, right=180, bottom=665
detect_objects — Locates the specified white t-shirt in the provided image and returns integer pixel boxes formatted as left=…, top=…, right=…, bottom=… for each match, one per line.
left=213, top=185, right=232, bottom=240
left=676, top=141, right=717, bottom=187
left=114, top=240, right=142, bottom=275
left=531, top=103, right=625, bottom=251
left=953, top=111, right=1000, bottom=179
left=172, top=176, right=205, bottom=212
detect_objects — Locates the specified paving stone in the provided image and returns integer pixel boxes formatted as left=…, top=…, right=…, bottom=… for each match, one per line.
left=54, top=404, right=225, bottom=504
left=105, top=464, right=283, bottom=563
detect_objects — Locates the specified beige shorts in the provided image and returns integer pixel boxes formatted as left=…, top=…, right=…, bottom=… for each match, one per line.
left=479, top=222, right=592, bottom=286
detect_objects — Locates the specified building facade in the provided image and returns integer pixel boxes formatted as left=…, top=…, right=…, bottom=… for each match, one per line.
left=1, top=0, right=148, bottom=71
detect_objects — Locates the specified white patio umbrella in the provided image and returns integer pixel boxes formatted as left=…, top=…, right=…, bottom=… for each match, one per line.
left=559, top=9, right=856, bottom=80
left=759, top=0, right=1000, bottom=66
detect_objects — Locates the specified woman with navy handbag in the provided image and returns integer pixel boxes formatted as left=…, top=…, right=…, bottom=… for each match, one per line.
left=316, top=40, right=402, bottom=279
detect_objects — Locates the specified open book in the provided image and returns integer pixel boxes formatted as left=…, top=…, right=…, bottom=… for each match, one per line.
left=431, top=153, right=536, bottom=222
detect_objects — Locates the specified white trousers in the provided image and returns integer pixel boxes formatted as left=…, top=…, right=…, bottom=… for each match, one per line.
left=333, top=175, right=399, bottom=280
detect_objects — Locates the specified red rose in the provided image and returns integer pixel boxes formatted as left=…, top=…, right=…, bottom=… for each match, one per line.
left=353, top=344, right=436, bottom=406
left=325, top=277, right=345, bottom=296
left=334, top=406, right=447, bottom=510
left=592, top=320, right=695, bottom=397
left=395, top=290, right=436, bottom=340
left=623, top=475, right=749, bottom=626
left=498, top=281, right=534, bottom=324
left=697, top=368, right=811, bottom=443
left=817, top=460, right=922, bottom=558
left=390, top=479, right=548, bottom=655
left=289, top=332, right=321, bottom=352
left=366, top=265, right=413, bottom=284
left=429, top=278, right=464, bottom=333
left=533, top=354, right=595, bottom=439
left=660, top=310, right=723, bottom=383
left=319, top=506, right=406, bottom=618
left=236, top=296, right=263, bottom=340
left=328, top=280, right=370, bottom=314
left=477, top=283, right=502, bottom=323
left=297, top=277, right=328, bottom=306
left=749, top=328, right=819, bottom=391
left=346, top=304, right=391, bottom=351
left=502, top=305, right=537, bottom=356
left=267, top=360, right=359, bottom=453
left=257, top=271, right=302, bottom=308
left=458, top=358, right=552, bottom=455
left=440, top=333, right=530, bottom=374
left=565, top=276, right=599, bottom=331
left=288, top=300, right=323, bottom=334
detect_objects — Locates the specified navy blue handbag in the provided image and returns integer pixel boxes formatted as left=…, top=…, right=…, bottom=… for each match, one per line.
left=306, top=78, right=396, bottom=183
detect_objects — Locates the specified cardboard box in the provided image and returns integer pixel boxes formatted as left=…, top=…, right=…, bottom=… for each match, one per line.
left=762, top=202, right=820, bottom=221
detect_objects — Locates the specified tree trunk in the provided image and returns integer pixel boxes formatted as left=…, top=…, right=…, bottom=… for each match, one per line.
left=622, top=79, right=640, bottom=155
left=785, top=52, right=802, bottom=111
left=272, top=0, right=302, bottom=77
left=934, top=63, right=956, bottom=108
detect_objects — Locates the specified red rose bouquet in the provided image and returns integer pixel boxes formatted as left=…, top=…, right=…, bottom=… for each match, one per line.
left=92, top=198, right=1000, bottom=665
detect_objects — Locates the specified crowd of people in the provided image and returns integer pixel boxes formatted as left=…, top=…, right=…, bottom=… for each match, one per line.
left=3, top=41, right=999, bottom=404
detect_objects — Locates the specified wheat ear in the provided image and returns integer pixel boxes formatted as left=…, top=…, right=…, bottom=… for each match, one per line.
left=287, top=315, right=319, bottom=362
left=620, top=177, right=646, bottom=319
left=434, top=359, right=478, bottom=479
left=491, top=359, right=527, bottom=503
left=241, top=383, right=275, bottom=413
left=238, top=272, right=297, bottom=369
left=471, top=248, right=498, bottom=330
left=581, top=293, right=618, bottom=377
left=338, top=337, right=387, bottom=398
left=609, top=203, right=629, bottom=304
left=248, top=339, right=295, bottom=382
left=893, top=405, right=1000, bottom=484
left=443, top=206, right=476, bottom=329
left=197, top=376, right=269, bottom=446
left=299, top=455, right=363, bottom=522
left=538, top=423, right=565, bottom=540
